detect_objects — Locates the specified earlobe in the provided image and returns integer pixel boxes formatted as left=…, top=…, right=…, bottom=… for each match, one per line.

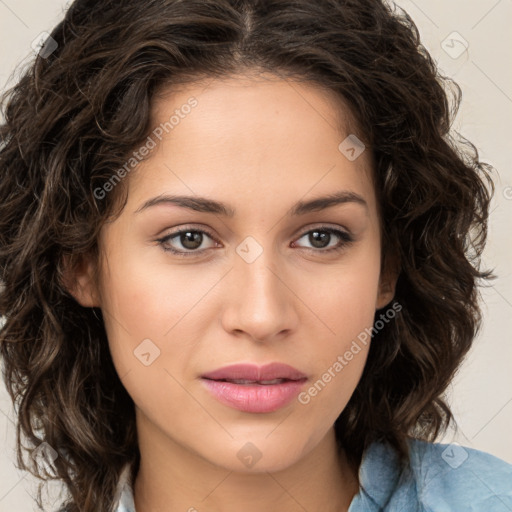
left=59, top=252, right=101, bottom=308
left=376, top=252, right=400, bottom=310
left=376, top=278, right=396, bottom=310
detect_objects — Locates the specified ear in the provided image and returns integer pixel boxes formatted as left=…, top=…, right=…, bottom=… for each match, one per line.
left=59, top=252, right=101, bottom=308
left=375, top=250, right=400, bottom=310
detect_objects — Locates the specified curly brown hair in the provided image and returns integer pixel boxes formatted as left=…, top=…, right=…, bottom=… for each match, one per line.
left=0, top=0, right=494, bottom=510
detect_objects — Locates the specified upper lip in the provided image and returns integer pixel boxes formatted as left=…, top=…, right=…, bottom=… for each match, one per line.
left=201, top=363, right=307, bottom=381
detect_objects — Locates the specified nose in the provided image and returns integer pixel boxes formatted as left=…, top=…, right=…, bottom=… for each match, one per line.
left=220, top=245, right=299, bottom=343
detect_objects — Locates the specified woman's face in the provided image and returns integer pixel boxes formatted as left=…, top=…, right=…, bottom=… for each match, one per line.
left=74, top=74, right=395, bottom=473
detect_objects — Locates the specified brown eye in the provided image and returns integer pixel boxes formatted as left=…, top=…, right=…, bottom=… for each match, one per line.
left=156, top=227, right=218, bottom=257
left=292, top=227, right=354, bottom=253
left=156, top=225, right=354, bottom=258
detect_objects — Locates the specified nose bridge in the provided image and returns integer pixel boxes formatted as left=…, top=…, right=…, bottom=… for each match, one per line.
left=222, top=236, right=296, bottom=340
left=236, top=237, right=286, bottom=311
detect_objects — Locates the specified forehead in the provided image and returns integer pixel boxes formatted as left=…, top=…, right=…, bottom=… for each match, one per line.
left=151, top=72, right=360, bottom=143
left=125, top=74, right=376, bottom=217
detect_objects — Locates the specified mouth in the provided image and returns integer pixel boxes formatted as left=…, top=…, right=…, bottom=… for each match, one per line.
left=203, top=377, right=303, bottom=385
left=200, top=363, right=308, bottom=413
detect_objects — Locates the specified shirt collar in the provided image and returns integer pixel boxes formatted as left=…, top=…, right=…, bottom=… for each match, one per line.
left=113, top=440, right=402, bottom=512
left=113, top=461, right=136, bottom=512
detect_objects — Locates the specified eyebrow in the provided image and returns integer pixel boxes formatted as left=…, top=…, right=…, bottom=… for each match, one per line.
left=133, top=190, right=368, bottom=217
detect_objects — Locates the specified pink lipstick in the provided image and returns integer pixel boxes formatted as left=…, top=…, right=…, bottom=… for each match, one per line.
left=200, top=362, right=307, bottom=413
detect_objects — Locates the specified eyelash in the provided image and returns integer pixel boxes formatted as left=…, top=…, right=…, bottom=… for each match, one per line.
left=156, top=225, right=354, bottom=258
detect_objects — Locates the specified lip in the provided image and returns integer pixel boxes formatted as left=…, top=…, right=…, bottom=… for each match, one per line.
left=200, top=363, right=308, bottom=413
left=201, top=362, right=307, bottom=381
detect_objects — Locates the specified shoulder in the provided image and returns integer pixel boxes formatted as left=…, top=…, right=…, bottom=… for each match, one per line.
left=350, top=438, right=512, bottom=511
left=407, top=438, right=512, bottom=510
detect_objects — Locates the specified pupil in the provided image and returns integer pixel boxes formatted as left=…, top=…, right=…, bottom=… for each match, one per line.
left=310, top=230, right=329, bottom=248
left=181, top=231, right=202, bottom=249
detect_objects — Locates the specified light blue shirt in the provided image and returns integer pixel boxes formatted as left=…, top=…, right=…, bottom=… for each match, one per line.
left=114, top=439, right=512, bottom=511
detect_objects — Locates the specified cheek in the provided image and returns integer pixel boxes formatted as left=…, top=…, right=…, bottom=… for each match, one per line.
left=99, top=249, right=217, bottom=407
left=305, top=251, right=381, bottom=349
left=101, top=246, right=201, bottom=340
left=294, top=247, right=380, bottom=411
left=99, top=262, right=202, bottom=420
left=296, top=281, right=375, bottom=430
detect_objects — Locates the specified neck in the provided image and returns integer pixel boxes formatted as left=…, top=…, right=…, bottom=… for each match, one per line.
left=132, top=412, right=360, bottom=512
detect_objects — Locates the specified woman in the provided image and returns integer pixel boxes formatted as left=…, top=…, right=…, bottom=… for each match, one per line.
left=1, top=1, right=511, bottom=511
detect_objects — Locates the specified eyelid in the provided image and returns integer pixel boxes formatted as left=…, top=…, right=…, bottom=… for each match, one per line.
left=156, top=223, right=354, bottom=257
left=158, top=222, right=352, bottom=240
left=294, top=222, right=351, bottom=238
left=155, top=224, right=219, bottom=257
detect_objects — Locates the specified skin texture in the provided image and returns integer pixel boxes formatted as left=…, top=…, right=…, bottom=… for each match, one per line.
left=68, top=74, right=397, bottom=512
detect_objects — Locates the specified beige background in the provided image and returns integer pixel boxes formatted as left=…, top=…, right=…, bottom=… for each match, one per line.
left=1, top=0, right=511, bottom=509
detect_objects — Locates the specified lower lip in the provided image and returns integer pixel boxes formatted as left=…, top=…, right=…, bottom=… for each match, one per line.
left=200, top=378, right=307, bottom=413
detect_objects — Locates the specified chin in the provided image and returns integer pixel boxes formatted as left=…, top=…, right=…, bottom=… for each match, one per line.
left=200, top=434, right=310, bottom=474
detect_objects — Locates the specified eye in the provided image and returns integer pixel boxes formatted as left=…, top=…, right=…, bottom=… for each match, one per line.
left=156, top=225, right=354, bottom=258
left=156, top=226, right=219, bottom=257
left=292, top=226, right=354, bottom=254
